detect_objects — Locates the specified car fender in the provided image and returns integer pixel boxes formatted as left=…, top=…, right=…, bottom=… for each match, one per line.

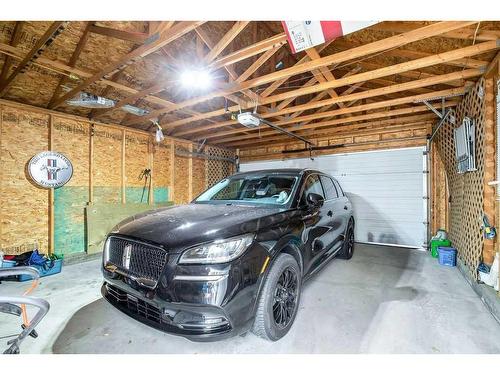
left=249, top=236, right=305, bottom=319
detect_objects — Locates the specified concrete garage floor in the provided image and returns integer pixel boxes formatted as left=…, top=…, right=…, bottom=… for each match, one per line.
left=1, top=244, right=500, bottom=354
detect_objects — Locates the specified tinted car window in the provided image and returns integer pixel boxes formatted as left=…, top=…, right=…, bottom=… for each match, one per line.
left=320, top=176, right=339, bottom=200
left=333, top=180, right=345, bottom=196
left=196, top=174, right=298, bottom=206
left=300, top=174, right=324, bottom=206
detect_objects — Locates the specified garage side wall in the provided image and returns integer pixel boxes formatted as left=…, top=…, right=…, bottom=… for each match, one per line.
left=0, top=101, right=235, bottom=256
left=434, top=78, right=496, bottom=278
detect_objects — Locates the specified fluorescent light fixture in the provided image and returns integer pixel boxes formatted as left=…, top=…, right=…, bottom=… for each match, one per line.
left=180, top=69, right=212, bottom=89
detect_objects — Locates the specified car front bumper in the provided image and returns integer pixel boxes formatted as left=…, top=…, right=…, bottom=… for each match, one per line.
left=101, top=242, right=269, bottom=342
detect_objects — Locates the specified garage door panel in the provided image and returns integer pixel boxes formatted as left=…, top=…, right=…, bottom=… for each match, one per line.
left=354, top=219, right=423, bottom=246
left=240, top=147, right=426, bottom=247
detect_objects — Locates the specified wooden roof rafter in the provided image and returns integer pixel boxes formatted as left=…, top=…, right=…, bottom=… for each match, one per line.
left=124, top=21, right=478, bottom=126
left=198, top=86, right=469, bottom=142
left=212, top=100, right=460, bottom=146
left=0, top=21, right=23, bottom=83
left=49, top=21, right=205, bottom=109
left=169, top=65, right=485, bottom=138
left=88, top=23, right=149, bottom=44
left=230, top=113, right=437, bottom=149
left=48, top=22, right=92, bottom=108
left=0, top=21, right=67, bottom=97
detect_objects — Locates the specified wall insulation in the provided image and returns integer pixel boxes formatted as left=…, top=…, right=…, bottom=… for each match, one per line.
left=0, top=100, right=235, bottom=256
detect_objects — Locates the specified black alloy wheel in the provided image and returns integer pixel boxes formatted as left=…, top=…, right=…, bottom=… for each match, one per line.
left=252, top=253, right=302, bottom=341
left=272, top=267, right=299, bottom=328
left=339, top=220, right=355, bottom=259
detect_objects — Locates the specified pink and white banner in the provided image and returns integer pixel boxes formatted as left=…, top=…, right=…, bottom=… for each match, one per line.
left=282, top=21, right=378, bottom=54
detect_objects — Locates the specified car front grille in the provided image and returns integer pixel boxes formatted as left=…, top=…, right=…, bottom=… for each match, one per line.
left=106, top=283, right=162, bottom=324
left=106, top=236, right=168, bottom=286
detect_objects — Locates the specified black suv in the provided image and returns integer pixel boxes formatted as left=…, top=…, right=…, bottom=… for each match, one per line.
left=102, top=168, right=354, bottom=341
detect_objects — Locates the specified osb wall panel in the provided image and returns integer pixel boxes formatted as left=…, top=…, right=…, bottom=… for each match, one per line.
left=93, top=125, right=122, bottom=204
left=435, top=78, right=488, bottom=278
left=192, top=157, right=207, bottom=198
left=53, top=117, right=90, bottom=187
left=174, top=142, right=190, bottom=205
left=0, top=100, right=236, bottom=254
left=153, top=142, right=172, bottom=190
left=125, top=133, right=149, bottom=187
left=0, top=107, right=49, bottom=254
left=53, top=117, right=90, bottom=255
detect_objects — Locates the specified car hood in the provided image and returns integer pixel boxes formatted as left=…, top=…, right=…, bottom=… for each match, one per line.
left=110, top=203, right=290, bottom=252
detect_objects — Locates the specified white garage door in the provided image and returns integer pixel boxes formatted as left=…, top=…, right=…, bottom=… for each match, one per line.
left=240, top=147, right=427, bottom=248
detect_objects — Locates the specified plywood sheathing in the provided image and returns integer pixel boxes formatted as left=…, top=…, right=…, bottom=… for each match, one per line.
left=0, top=100, right=236, bottom=254
left=174, top=141, right=190, bottom=204
left=92, top=125, right=122, bottom=203
left=1, top=20, right=498, bottom=146
left=0, top=107, right=49, bottom=254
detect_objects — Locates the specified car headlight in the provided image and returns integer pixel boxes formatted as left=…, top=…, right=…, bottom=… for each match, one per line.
left=103, top=237, right=111, bottom=267
left=179, top=234, right=254, bottom=264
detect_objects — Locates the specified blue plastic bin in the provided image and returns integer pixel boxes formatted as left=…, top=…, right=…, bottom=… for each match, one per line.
left=438, top=246, right=457, bottom=267
left=1, top=260, right=16, bottom=268
left=17, top=259, right=63, bottom=281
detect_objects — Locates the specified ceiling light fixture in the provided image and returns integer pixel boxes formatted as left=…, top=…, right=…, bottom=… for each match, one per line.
left=180, top=69, right=212, bottom=89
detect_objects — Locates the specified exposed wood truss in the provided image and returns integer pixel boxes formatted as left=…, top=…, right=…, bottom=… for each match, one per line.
left=49, top=21, right=205, bottom=109
left=0, top=21, right=67, bottom=97
left=0, top=20, right=499, bottom=148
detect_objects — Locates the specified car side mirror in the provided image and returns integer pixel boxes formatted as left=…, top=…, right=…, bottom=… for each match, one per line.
left=307, top=192, right=324, bottom=208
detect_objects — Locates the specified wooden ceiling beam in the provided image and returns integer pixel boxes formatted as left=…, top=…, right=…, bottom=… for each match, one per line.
left=173, top=66, right=361, bottom=138
left=372, top=22, right=500, bottom=42
left=213, top=101, right=458, bottom=146
left=0, top=41, right=188, bottom=108
left=358, top=61, right=473, bottom=87
left=153, top=21, right=176, bottom=36
left=209, top=33, right=288, bottom=70
left=484, top=50, right=500, bottom=77
left=128, top=21, right=478, bottom=125
left=331, top=39, right=488, bottom=70
left=236, top=45, right=282, bottom=83
left=203, top=21, right=249, bottom=64
left=48, top=22, right=91, bottom=108
left=0, top=21, right=23, bottom=83
left=237, top=121, right=432, bottom=150
left=0, top=21, right=67, bottom=97
left=201, top=86, right=467, bottom=141
left=89, top=24, right=149, bottom=44
left=173, top=68, right=482, bottom=137
left=49, top=21, right=204, bottom=109
left=305, top=47, right=346, bottom=108
left=227, top=114, right=436, bottom=148
left=252, top=40, right=496, bottom=106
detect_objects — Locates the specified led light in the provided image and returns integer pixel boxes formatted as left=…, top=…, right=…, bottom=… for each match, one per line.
left=179, top=234, right=254, bottom=264
left=180, top=69, right=212, bottom=89
left=103, top=238, right=110, bottom=267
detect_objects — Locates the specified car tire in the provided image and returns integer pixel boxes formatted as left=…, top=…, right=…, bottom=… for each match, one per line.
left=338, top=219, right=355, bottom=260
left=252, top=253, right=301, bottom=341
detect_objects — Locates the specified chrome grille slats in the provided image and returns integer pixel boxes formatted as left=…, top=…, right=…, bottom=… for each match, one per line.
left=106, top=236, right=168, bottom=284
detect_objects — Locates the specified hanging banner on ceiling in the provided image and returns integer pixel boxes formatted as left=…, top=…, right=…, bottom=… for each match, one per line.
left=282, top=21, right=379, bottom=54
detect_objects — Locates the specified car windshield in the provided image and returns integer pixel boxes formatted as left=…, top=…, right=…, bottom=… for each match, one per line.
left=195, top=173, right=298, bottom=206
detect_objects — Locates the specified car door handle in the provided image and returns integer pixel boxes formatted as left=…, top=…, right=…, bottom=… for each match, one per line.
left=327, top=210, right=333, bottom=217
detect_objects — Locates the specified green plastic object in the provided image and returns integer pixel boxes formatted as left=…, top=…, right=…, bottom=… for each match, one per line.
left=431, top=239, right=451, bottom=258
